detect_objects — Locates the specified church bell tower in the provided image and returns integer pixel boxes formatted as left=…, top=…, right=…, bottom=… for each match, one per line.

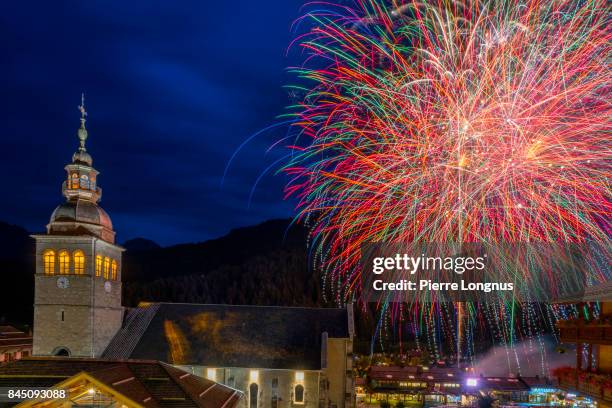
left=32, top=96, right=124, bottom=357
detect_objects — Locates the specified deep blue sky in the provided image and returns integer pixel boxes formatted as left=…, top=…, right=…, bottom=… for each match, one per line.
left=0, top=1, right=306, bottom=246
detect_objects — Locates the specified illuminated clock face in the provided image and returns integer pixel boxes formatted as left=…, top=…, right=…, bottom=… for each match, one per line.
left=56, top=277, right=69, bottom=289
left=104, top=281, right=112, bottom=293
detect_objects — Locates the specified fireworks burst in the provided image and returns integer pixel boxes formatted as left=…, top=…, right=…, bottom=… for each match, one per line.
left=282, top=0, right=611, bottom=362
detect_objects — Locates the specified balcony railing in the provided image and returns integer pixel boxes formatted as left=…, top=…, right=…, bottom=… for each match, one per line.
left=558, top=375, right=612, bottom=404
left=557, top=317, right=612, bottom=345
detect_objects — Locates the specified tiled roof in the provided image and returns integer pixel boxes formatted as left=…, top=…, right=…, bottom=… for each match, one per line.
left=103, top=303, right=350, bottom=370
left=479, top=377, right=529, bottom=391
left=517, top=376, right=555, bottom=388
left=103, top=304, right=160, bottom=359
left=369, top=366, right=419, bottom=381
left=0, top=327, right=23, bottom=335
left=367, top=366, right=536, bottom=394
left=0, top=357, right=242, bottom=408
left=0, top=326, right=32, bottom=351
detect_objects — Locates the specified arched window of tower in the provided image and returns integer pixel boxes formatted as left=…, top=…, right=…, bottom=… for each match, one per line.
left=95, top=255, right=102, bottom=277
left=80, top=174, right=90, bottom=189
left=70, top=173, right=79, bottom=189
left=43, top=250, right=55, bottom=275
left=58, top=251, right=70, bottom=275
left=111, top=260, right=118, bottom=280
left=103, top=257, right=110, bottom=280
left=74, top=250, right=85, bottom=274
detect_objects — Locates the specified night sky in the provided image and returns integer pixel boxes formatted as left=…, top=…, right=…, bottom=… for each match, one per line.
left=0, top=1, right=306, bottom=246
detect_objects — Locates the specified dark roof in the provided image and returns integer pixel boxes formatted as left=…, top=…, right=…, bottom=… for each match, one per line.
left=369, top=366, right=419, bottom=381
left=0, top=357, right=242, bottom=408
left=519, top=376, right=555, bottom=388
left=367, top=366, right=540, bottom=394
left=103, top=303, right=350, bottom=370
left=368, top=366, right=462, bottom=382
left=0, top=326, right=32, bottom=351
left=479, top=377, right=529, bottom=391
left=0, top=327, right=22, bottom=334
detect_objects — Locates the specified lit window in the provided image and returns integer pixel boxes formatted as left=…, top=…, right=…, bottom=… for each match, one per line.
left=111, top=260, right=118, bottom=280
left=295, top=371, right=304, bottom=382
left=43, top=250, right=55, bottom=275
left=95, top=255, right=102, bottom=277
left=80, top=174, right=89, bottom=189
left=206, top=368, right=216, bottom=381
left=294, top=384, right=305, bottom=404
left=103, top=257, right=110, bottom=280
left=73, top=250, right=85, bottom=274
left=58, top=251, right=70, bottom=274
left=249, top=370, right=259, bottom=383
left=70, top=173, right=79, bottom=188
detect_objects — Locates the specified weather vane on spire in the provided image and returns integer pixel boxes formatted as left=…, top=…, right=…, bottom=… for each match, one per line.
left=78, top=93, right=87, bottom=119
left=77, top=93, right=89, bottom=151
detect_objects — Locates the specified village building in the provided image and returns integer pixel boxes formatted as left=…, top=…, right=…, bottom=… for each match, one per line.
left=0, top=357, right=242, bottom=407
left=362, top=365, right=562, bottom=407
left=0, top=326, right=32, bottom=364
left=554, top=281, right=612, bottom=408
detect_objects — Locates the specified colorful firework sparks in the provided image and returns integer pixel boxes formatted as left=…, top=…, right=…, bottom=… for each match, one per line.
left=281, top=0, right=611, bottom=362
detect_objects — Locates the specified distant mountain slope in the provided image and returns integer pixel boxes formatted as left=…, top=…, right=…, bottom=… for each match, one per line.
left=0, top=218, right=317, bottom=324
left=122, top=238, right=161, bottom=252
left=121, top=219, right=318, bottom=307
left=121, top=219, right=307, bottom=282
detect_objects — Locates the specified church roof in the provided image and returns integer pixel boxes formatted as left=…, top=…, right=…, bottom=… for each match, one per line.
left=0, top=357, right=242, bottom=408
left=103, top=303, right=350, bottom=370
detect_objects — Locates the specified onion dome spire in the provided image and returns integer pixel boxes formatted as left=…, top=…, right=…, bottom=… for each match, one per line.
left=48, top=94, right=115, bottom=243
